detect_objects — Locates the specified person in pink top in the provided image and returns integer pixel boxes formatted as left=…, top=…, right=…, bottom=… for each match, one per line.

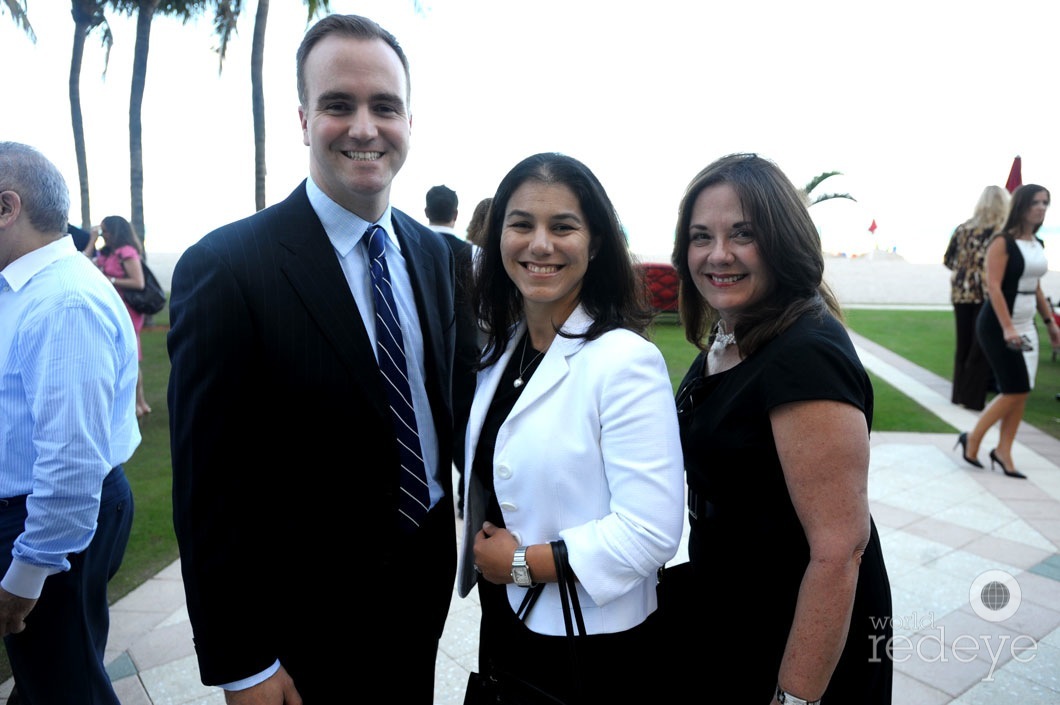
left=85, top=215, right=151, bottom=417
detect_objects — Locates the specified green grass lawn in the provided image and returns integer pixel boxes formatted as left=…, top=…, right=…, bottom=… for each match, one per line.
left=843, top=308, right=1060, bottom=441
left=108, top=318, right=179, bottom=602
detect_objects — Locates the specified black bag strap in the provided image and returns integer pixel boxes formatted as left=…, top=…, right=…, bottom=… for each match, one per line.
left=551, top=540, right=584, bottom=702
left=552, top=540, right=585, bottom=637
left=515, top=580, right=544, bottom=621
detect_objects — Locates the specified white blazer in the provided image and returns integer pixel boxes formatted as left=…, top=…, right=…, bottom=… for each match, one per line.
left=457, top=306, right=685, bottom=635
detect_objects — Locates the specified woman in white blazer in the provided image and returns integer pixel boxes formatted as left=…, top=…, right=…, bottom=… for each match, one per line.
left=458, top=153, right=685, bottom=703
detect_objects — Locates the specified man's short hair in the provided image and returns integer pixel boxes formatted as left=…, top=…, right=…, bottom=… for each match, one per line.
left=425, top=185, right=458, bottom=223
left=0, top=141, right=70, bottom=234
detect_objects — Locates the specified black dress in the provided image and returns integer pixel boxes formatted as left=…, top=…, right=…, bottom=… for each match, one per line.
left=676, top=312, right=893, bottom=703
left=976, top=236, right=1046, bottom=394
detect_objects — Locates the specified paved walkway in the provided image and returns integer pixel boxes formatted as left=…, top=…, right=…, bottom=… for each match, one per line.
left=5, top=320, right=1060, bottom=704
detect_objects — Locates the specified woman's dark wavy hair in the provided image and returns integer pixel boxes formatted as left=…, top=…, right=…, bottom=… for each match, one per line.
left=999, top=184, right=1050, bottom=241
left=670, top=153, right=841, bottom=355
left=100, top=215, right=143, bottom=256
left=472, top=152, right=652, bottom=368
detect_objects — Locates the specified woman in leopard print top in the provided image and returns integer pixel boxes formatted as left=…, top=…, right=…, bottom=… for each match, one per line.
left=943, top=185, right=1010, bottom=410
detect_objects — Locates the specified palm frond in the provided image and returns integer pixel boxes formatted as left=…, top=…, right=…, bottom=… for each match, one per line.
left=211, top=0, right=242, bottom=74
left=804, top=170, right=843, bottom=194
left=3, top=0, right=36, bottom=43
left=810, top=192, right=857, bottom=206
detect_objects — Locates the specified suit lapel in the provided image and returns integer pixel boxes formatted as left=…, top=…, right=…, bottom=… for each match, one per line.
left=274, top=185, right=388, bottom=412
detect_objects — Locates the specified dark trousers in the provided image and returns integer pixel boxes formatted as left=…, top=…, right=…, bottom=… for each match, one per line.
left=953, top=302, right=993, bottom=410
left=1, top=467, right=134, bottom=705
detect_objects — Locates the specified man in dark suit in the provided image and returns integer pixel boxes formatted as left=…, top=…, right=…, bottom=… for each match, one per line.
left=424, top=185, right=479, bottom=518
left=168, top=15, right=467, bottom=704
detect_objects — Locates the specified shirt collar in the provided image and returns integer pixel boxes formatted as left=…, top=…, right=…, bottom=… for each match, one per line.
left=305, top=177, right=397, bottom=258
left=0, top=237, right=78, bottom=292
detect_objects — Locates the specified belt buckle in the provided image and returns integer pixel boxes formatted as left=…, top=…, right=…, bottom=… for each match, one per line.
left=687, top=488, right=698, bottom=521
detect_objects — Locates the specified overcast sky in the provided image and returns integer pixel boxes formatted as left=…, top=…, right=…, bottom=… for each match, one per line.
left=3, top=0, right=1058, bottom=265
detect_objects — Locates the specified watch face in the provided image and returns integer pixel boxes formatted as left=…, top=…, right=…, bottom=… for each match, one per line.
left=512, top=566, right=531, bottom=585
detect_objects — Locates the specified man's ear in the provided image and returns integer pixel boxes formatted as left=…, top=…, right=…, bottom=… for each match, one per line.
left=0, top=190, right=22, bottom=227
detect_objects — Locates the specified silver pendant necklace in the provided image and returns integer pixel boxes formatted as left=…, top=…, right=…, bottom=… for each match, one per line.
left=513, top=334, right=546, bottom=388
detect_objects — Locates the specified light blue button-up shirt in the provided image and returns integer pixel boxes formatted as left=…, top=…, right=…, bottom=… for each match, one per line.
left=0, top=236, right=140, bottom=599
left=305, top=179, right=443, bottom=509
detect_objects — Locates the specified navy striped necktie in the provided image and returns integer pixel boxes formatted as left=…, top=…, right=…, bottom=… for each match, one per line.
left=365, top=225, right=430, bottom=530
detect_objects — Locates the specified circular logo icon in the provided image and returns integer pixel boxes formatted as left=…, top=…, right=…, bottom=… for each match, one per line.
left=969, top=569, right=1021, bottom=622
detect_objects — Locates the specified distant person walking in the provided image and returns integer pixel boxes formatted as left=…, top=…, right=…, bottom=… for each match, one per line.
left=466, top=196, right=492, bottom=249
left=943, top=185, right=1010, bottom=411
left=958, top=184, right=1060, bottom=478
left=85, top=215, right=152, bottom=417
left=424, top=184, right=479, bottom=518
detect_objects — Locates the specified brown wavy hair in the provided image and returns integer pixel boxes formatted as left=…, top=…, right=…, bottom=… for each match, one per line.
left=670, top=153, right=840, bottom=355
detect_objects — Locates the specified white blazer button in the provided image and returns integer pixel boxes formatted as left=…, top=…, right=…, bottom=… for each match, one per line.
left=496, top=466, right=512, bottom=479
left=499, top=501, right=517, bottom=512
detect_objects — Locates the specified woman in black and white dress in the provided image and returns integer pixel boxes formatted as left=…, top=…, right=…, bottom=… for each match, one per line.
left=958, top=184, right=1060, bottom=478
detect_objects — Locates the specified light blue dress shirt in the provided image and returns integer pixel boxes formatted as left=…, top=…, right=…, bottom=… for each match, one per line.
left=0, top=236, right=140, bottom=599
left=305, top=178, right=443, bottom=509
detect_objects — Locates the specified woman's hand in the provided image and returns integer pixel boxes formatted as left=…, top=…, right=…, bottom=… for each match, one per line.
left=1048, top=321, right=1060, bottom=350
left=1002, top=324, right=1023, bottom=350
left=472, top=521, right=518, bottom=585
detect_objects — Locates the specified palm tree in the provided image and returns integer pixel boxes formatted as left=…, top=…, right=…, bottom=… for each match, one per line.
left=209, top=0, right=330, bottom=212
left=69, top=1, right=113, bottom=230
left=108, top=0, right=208, bottom=243
left=250, top=0, right=268, bottom=211
left=2, top=0, right=35, bottom=41
left=800, top=170, right=856, bottom=207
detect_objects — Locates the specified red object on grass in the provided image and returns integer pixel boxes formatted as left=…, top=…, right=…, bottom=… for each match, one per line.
left=1006, top=156, right=1022, bottom=194
left=636, top=262, right=679, bottom=312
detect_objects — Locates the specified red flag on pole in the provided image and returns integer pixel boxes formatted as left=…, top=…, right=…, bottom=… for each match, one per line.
left=1005, top=155, right=1022, bottom=194
left=868, top=219, right=877, bottom=234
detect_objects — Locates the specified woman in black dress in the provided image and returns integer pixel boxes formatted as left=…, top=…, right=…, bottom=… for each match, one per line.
left=670, top=154, right=893, bottom=704
left=958, top=184, right=1059, bottom=478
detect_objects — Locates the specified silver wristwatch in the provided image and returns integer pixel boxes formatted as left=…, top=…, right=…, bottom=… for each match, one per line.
left=776, top=685, right=821, bottom=705
left=510, top=546, right=535, bottom=587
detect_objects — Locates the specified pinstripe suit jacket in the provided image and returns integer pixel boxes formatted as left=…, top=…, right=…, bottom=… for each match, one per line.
left=168, top=182, right=460, bottom=690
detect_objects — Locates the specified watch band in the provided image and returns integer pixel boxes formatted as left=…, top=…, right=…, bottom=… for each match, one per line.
left=510, top=546, right=536, bottom=587
left=776, top=685, right=821, bottom=705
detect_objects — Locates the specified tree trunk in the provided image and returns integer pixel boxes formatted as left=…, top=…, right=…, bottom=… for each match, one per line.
left=69, top=11, right=92, bottom=229
left=251, top=0, right=268, bottom=212
left=128, top=0, right=159, bottom=244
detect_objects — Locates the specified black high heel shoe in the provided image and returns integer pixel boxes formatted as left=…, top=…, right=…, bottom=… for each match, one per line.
left=954, top=432, right=983, bottom=468
left=989, top=450, right=1027, bottom=479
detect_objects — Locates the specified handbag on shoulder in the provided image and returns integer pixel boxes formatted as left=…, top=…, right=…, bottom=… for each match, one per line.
left=122, top=261, right=167, bottom=315
left=463, top=541, right=585, bottom=705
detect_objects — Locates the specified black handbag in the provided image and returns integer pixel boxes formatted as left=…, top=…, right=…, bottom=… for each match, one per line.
left=122, top=261, right=166, bottom=315
left=463, top=541, right=585, bottom=705
left=654, top=560, right=695, bottom=680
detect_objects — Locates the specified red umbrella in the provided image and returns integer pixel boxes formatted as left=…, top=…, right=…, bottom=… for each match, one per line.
left=1005, top=155, right=1022, bottom=194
